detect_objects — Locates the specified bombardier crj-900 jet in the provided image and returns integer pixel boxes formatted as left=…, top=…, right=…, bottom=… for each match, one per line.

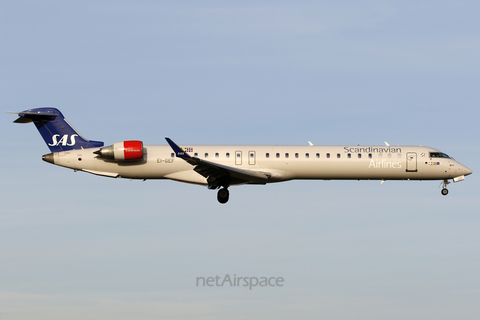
left=10, top=108, right=472, bottom=204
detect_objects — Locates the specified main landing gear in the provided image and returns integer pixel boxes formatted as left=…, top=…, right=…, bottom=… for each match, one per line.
left=217, top=188, right=229, bottom=204
left=208, top=177, right=231, bottom=204
left=441, top=179, right=450, bottom=196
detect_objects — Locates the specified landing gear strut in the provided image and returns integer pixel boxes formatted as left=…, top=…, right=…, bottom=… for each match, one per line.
left=217, top=188, right=229, bottom=204
left=441, top=179, right=450, bottom=196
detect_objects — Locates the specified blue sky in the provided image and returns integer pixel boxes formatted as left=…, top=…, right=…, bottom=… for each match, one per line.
left=1, top=1, right=479, bottom=319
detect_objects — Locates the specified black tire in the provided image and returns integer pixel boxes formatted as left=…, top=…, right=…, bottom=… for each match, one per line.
left=441, top=188, right=449, bottom=196
left=217, top=188, right=229, bottom=204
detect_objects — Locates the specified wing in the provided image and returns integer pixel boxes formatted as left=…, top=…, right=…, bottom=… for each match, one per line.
left=165, top=138, right=269, bottom=187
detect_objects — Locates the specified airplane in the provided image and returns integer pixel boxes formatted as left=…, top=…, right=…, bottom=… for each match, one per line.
left=9, top=107, right=472, bottom=204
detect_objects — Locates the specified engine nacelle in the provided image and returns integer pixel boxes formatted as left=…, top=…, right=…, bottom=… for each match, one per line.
left=94, top=140, right=144, bottom=161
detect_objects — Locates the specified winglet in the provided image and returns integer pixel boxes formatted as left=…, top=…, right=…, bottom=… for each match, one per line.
left=165, top=138, right=192, bottom=159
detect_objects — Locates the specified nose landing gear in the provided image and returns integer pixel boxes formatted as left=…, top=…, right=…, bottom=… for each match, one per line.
left=217, top=188, right=230, bottom=204
left=441, top=179, right=450, bottom=196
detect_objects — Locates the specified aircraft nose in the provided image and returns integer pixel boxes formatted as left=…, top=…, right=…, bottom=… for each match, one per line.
left=464, top=165, right=472, bottom=176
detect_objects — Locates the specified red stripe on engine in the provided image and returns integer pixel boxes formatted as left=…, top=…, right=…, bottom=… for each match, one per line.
left=123, top=140, right=143, bottom=160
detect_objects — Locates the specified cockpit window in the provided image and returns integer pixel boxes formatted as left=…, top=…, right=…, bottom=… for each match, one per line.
left=430, top=152, right=451, bottom=159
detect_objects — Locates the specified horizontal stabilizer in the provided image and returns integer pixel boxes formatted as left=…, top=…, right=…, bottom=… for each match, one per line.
left=14, top=117, right=33, bottom=123
left=7, top=111, right=58, bottom=123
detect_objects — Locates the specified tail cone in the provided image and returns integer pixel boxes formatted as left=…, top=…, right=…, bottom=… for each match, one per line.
left=42, top=153, right=54, bottom=164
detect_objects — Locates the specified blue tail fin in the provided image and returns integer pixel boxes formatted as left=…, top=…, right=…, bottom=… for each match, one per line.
left=11, top=107, right=104, bottom=152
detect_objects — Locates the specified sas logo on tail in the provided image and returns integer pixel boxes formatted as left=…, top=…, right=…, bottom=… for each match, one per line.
left=48, top=134, right=78, bottom=146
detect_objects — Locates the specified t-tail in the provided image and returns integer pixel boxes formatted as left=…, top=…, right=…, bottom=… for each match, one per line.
left=9, top=107, right=104, bottom=152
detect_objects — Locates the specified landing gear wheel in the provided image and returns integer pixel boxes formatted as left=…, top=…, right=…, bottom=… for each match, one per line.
left=441, top=179, right=450, bottom=196
left=217, top=188, right=229, bottom=204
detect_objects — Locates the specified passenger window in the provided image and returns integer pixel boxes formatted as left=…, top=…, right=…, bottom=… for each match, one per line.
left=316, top=153, right=320, bottom=158
left=337, top=153, right=341, bottom=158
left=378, top=153, right=383, bottom=158
left=388, top=153, right=392, bottom=158
left=295, top=153, right=299, bottom=158
left=358, top=154, right=362, bottom=159
left=347, top=153, right=351, bottom=158
left=276, top=153, right=280, bottom=158
left=326, top=153, right=330, bottom=158
left=250, top=153, right=254, bottom=158
left=194, top=152, right=198, bottom=157
left=266, top=153, right=270, bottom=158
left=368, top=153, right=372, bottom=158
left=285, top=153, right=289, bottom=158
left=236, top=153, right=240, bottom=158
left=305, top=153, right=309, bottom=158
left=205, top=153, right=209, bottom=158
left=226, top=153, right=230, bottom=158
left=215, top=153, right=219, bottom=158
left=171, top=153, right=174, bottom=158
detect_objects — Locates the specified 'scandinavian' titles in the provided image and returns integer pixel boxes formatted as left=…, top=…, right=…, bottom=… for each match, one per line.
left=344, top=146, right=402, bottom=153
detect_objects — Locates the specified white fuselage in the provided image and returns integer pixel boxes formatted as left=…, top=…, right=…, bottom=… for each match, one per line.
left=51, top=145, right=472, bottom=185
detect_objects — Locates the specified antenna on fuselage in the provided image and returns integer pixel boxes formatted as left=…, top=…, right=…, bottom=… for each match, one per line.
left=384, top=141, right=390, bottom=146
left=308, top=141, right=313, bottom=146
